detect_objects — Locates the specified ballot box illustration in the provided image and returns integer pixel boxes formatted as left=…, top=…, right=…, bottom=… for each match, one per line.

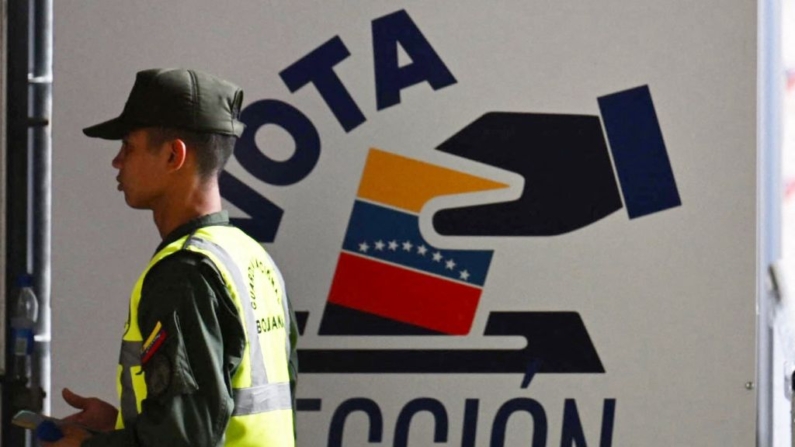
left=297, top=85, right=681, bottom=375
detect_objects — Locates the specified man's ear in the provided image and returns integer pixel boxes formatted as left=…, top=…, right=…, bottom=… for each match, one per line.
left=167, top=138, right=187, bottom=171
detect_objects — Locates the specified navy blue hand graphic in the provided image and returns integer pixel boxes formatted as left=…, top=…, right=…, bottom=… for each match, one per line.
left=433, top=86, right=680, bottom=237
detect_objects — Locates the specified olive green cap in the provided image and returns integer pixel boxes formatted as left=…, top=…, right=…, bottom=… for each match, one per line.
left=83, top=68, right=245, bottom=140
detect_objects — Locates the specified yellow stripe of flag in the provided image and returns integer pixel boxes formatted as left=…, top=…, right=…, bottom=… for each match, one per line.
left=142, top=321, right=162, bottom=352
left=357, top=148, right=508, bottom=213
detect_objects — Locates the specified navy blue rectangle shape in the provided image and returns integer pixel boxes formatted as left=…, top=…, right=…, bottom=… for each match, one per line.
left=296, top=399, right=322, bottom=411
left=598, top=86, right=681, bottom=219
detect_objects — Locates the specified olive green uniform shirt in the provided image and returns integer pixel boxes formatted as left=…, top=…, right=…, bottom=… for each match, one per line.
left=84, top=212, right=249, bottom=447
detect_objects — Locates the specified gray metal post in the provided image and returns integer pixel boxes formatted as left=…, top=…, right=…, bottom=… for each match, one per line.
left=0, top=0, right=7, bottom=443
left=759, top=0, right=783, bottom=444
left=4, top=0, right=31, bottom=444
left=30, top=0, right=52, bottom=418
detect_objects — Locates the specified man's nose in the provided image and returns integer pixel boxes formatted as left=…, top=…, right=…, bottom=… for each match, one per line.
left=111, top=149, right=123, bottom=169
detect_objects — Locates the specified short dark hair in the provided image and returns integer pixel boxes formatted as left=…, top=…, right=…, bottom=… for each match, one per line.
left=147, top=127, right=236, bottom=180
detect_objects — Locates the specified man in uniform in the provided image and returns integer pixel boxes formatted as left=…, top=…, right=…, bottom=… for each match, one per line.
left=45, top=68, right=298, bottom=447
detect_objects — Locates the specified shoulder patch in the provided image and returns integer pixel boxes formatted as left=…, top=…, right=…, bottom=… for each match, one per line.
left=141, top=321, right=168, bottom=365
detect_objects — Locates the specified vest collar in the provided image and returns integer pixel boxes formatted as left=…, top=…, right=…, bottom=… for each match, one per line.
left=155, top=211, right=230, bottom=255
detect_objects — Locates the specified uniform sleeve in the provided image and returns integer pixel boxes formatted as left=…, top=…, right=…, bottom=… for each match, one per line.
left=83, top=251, right=246, bottom=447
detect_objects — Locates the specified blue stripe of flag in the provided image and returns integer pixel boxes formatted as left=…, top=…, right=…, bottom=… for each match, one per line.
left=342, top=200, right=493, bottom=286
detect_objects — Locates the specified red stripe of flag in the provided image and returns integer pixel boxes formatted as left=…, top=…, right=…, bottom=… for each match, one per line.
left=141, top=330, right=167, bottom=365
left=327, top=253, right=482, bottom=335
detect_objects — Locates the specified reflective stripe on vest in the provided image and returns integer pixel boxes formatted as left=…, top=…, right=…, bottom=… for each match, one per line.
left=186, top=236, right=269, bottom=387
left=232, top=382, right=293, bottom=416
left=118, top=340, right=142, bottom=426
left=115, top=225, right=295, bottom=446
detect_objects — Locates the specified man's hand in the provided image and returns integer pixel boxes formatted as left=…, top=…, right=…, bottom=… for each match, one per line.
left=61, top=388, right=118, bottom=433
left=40, top=423, right=92, bottom=447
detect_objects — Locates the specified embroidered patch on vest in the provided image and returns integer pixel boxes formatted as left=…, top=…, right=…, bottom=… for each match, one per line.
left=141, top=321, right=168, bottom=365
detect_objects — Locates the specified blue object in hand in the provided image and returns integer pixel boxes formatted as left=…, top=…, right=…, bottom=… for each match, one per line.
left=36, top=420, right=64, bottom=442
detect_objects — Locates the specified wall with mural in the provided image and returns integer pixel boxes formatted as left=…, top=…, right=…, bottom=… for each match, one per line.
left=52, top=2, right=757, bottom=445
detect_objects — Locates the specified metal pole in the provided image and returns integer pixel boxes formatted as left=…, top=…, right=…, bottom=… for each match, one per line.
left=759, top=0, right=783, bottom=444
left=4, top=0, right=31, bottom=444
left=30, top=0, right=52, bottom=419
left=0, top=0, right=7, bottom=443
left=791, top=370, right=795, bottom=447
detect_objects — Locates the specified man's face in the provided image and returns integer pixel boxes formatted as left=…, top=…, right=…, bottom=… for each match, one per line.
left=111, top=128, right=170, bottom=209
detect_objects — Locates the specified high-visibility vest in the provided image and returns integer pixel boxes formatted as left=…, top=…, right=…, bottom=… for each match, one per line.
left=115, top=225, right=295, bottom=446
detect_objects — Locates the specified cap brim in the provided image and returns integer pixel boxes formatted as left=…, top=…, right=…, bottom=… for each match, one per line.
left=82, top=116, right=130, bottom=140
